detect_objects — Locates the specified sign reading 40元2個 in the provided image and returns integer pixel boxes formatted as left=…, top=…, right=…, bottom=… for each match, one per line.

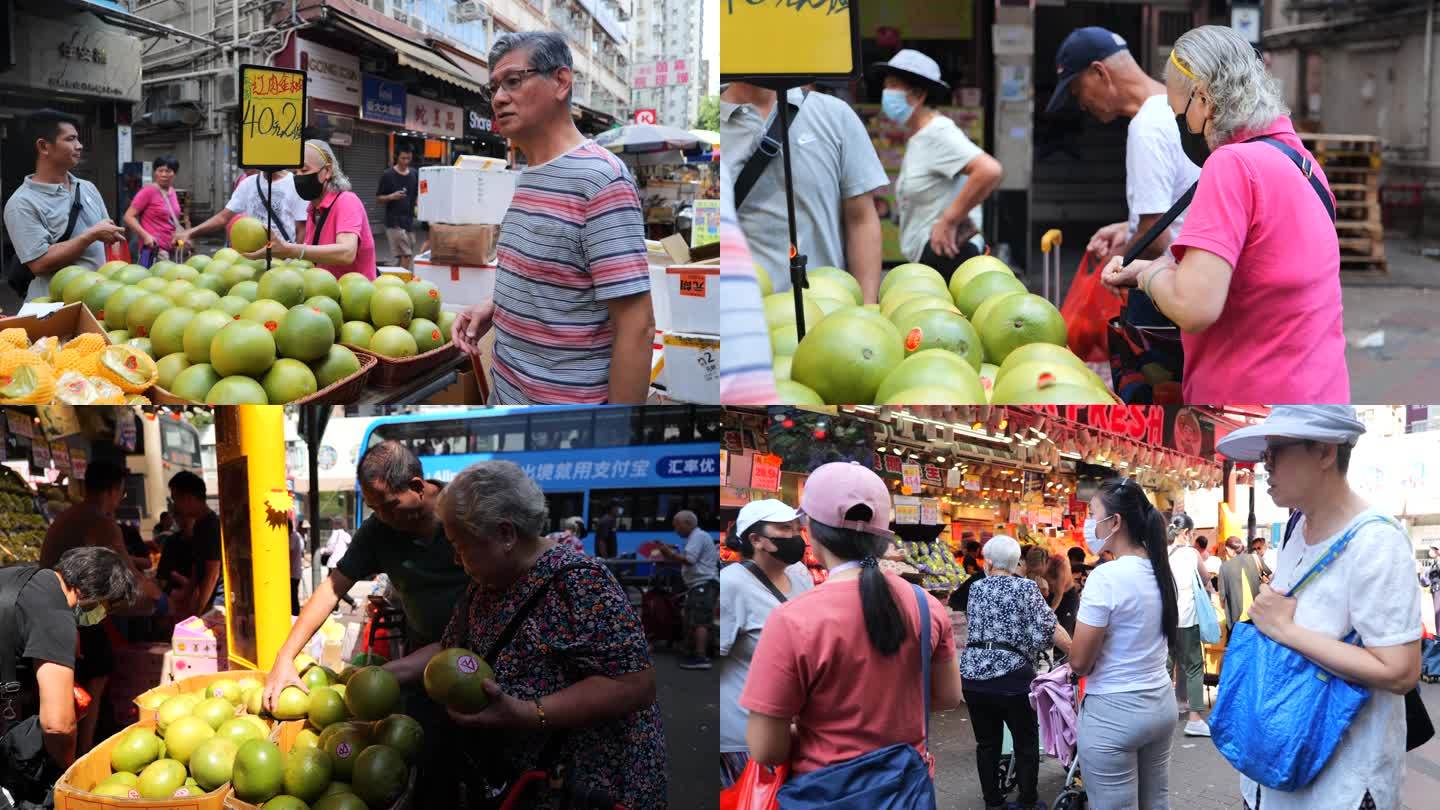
left=238, top=64, right=306, bottom=170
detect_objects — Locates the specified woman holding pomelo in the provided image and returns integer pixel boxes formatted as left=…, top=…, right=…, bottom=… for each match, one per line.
left=242, top=140, right=377, bottom=281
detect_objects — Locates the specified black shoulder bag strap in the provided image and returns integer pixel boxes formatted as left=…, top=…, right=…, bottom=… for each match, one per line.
left=1251, top=136, right=1337, bottom=223
left=1122, top=182, right=1196, bottom=266
left=308, top=192, right=349, bottom=246
left=256, top=176, right=293, bottom=243
left=738, top=560, right=786, bottom=604
left=732, top=90, right=808, bottom=211
left=5, top=184, right=84, bottom=300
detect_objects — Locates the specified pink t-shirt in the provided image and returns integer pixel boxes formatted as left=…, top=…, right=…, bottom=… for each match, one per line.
left=1169, top=116, right=1348, bottom=403
left=307, top=190, right=376, bottom=280
left=130, top=184, right=182, bottom=250
left=739, top=573, right=955, bottom=775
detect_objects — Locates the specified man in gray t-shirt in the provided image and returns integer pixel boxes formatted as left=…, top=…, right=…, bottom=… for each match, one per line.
left=2, top=110, right=125, bottom=307
left=722, top=82, right=890, bottom=303
left=657, top=510, right=719, bottom=670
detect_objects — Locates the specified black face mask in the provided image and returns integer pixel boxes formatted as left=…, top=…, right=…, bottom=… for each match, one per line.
left=1176, top=92, right=1212, bottom=168
left=766, top=535, right=807, bottom=566
left=294, top=170, right=325, bottom=201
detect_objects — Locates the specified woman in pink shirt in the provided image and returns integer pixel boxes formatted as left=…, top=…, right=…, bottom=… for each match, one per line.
left=242, top=140, right=376, bottom=280
left=123, top=155, right=186, bottom=266
left=740, top=461, right=962, bottom=806
left=1101, top=26, right=1348, bottom=403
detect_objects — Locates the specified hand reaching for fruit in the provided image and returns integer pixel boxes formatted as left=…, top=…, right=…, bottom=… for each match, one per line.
left=444, top=680, right=542, bottom=730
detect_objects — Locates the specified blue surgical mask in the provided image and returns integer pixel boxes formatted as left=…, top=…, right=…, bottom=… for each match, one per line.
left=1083, top=515, right=1116, bottom=555
left=75, top=604, right=106, bottom=627
left=882, top=89, right=914, bottom=125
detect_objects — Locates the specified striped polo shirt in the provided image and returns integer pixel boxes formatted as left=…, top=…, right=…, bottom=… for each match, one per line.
left=719, top=160, right=778, bottom=404
left=491, top=140, right=650, bottom=404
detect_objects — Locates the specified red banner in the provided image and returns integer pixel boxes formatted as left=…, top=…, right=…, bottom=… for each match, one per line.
left=1036, top=405, right=1165, bottom=446
left=751, top=454, right=781, bottom=491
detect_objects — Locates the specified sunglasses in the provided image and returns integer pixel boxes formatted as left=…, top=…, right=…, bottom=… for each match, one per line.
left=1261, top=440, right=1312, bottom=467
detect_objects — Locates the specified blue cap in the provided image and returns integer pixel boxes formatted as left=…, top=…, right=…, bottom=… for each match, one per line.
left=1046, top=27, right=1130, bottom=114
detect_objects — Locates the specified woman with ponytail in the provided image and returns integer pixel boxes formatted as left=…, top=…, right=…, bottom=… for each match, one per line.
left=1069, top=477, right=1180, bottom=809
left=1166, top=512, right=1218, bottom=736
left=740, top=462, right=962, bottom=804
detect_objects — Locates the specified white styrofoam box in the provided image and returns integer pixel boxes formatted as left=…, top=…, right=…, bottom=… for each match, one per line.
left=647, top=241, right=677, bottom=333
left=414, top=252, right=496, bottom=310
left=663, top=264, right=719, bottom=335
left=418, top=166, right=518, bottom=224
left=659, top=331, right=719, bottom=403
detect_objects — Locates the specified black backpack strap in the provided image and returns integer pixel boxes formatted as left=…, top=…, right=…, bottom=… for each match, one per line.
left=59, top=184, right=84, bottom=243
left=732, top=90, right=807, bottom=210
left=739, top=560, right=786, bottom=604
left=1249, top=136, right=1337, bottom=223
left=483, top=562, right=594, bottom=662
left=1123, top=181, right=1197, bottom=265
left=1282, top=510, right=1304, bottom=550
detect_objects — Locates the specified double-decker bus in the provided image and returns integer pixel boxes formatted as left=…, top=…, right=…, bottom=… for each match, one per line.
left=359, top=406, right=722, bottom=555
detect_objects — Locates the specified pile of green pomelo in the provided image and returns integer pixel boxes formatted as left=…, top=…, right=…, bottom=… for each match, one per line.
left=83, top=647, right=497, bottom=809
left=757, top=257, right=1114, bottom=406
left=35, top=216, right=456, bottom=404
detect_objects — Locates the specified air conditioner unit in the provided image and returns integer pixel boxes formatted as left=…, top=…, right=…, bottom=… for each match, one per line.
left=170, top=80, right=201, bottom=103
left=413, top=18, right=428, bottom=35
left=393, top=12, right=409, bottom=26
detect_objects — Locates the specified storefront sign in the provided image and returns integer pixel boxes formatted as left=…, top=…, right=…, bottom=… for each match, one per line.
left=3, top=13, right=142, bottom=102
left=633, top=108, right=657, bottom=124
left=7, top=412, right=33, bottom=440
left=406, top=95, right=463, bottom=138
left=296, top=38, right=361, bottom=108
left=239, top=64, right=306, bottom=169
left=902, top=463, right=921, bottom=491
left=361, top=75, right=406, bottom=125
left=465, top=109, right=493, bottom=135
left=1037, top=405, right=1165, bottom=446
left=884, top=455, right=903, bottom=474
left=920, top=498, right=941, bottom=525
left=946, top=468, right=962, bottom=489
left=692, top=200, right=719, bottom=247
left=70, top=445, right=88, bottom=480
left=923, top=465, right=944, bottom=486
left=751, top=454, right=781, bottom=492
left=894, top=496, right=921, bottom=525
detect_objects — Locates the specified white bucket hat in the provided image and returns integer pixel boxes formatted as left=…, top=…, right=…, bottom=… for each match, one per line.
left=872, top=49, right=951, bottom=93
left=1215, top=405, right=1367, bottom=462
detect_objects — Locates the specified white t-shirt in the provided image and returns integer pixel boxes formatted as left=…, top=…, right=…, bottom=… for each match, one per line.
left=322, top=529, right=352, bottom=565
left=1075, top=555, right=1171, bottom=695
left=226, top=172, right=310, bottom=241
left=1204, top=554, right=1223, bottom=579
left=1167, top=544, right=1202, bottom=628
left=719, top=560, right=814, bottom=752
left=1240, top=509, right=1421, bottom=810
left=1126, top=94, right=1202, bottom=243
left=896, top=114, right=985, bottom=263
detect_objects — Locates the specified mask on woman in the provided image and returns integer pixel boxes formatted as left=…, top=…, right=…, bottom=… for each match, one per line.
left=767, top=535, right=807, bottom=566
left=881, top=89, right=915, bottom=125
left=1176, top=91, right=1212, bottom=168
left=1083, top=514, right=1117, bottom=555
left=294, top=170, right=325, bottom=201
left=74, top=604, right=106, bottom=627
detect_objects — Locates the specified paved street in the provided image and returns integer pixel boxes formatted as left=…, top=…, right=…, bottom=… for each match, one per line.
left=653, top=646, right=718, bottom=808
left=931, top=679, right=1440, bottom=810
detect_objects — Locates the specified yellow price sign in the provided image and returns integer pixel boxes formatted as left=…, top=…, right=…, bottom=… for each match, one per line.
left=238, top=64, right=306, bottom=169
left=721, top=0, right=861, bottom=81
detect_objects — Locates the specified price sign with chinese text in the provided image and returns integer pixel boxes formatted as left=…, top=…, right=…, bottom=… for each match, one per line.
left=238, top=64, right=306, bottom=169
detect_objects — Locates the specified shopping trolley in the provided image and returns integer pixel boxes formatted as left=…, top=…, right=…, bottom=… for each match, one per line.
left=1039, top=229, right=1064, bottom=307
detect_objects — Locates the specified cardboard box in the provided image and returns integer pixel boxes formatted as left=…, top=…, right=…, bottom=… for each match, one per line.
left=658, top=332, right=719, bottom=403
left=413, top=252, right=496, bottom=310
left=663, top=263, right=719, bottom=335
left=54, top=718, right=228, bottom=810
left=417, top=166, right=517, bottom=224
left=0, top=301, right=108, bottom=344
left=429, top=223, right=499, bottom=266
left=425, top=369, right=485, bottom=405
left=169, top=613, right=227, bottom=677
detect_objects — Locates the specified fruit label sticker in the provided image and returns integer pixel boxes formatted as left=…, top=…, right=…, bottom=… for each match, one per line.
left=265, top=321, right=279, bottom=332
left=429, top=289, right=439, bottom=299
left=905, top=327, right=923, bottom=352
left=174, top=787, right=192, bottom=797
left=457, top=655, right=479, bottom=674
left=337, top=742, right=352, bottom=758
left=679, top=274, right=707, bottom=297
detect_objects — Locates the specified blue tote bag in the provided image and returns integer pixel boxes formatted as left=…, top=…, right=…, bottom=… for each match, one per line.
left=1194, top=566, right=1221, bottom=644
left=777, top=583, right=938, bottom=810
left=1209, top=515, right=1395, bottom=790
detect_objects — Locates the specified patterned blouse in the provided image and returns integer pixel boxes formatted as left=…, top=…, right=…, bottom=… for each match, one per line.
left=440, top=545, right=668, bottom=808
left=959, top=574, right=1056, bottom=681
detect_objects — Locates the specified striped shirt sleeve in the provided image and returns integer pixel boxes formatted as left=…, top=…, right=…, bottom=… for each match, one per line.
left=720, top=178, right=778, bottom=404
left=585, top=174, right=650, bottom=301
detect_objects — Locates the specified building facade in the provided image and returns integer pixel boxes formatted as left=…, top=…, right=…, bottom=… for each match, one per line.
left=630, top=0, right=702, bottom=128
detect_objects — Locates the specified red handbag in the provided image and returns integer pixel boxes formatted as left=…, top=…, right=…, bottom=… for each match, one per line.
left=1060, top=254, right=1123, bottom=363
left=719, top=760, right=789, bottom=810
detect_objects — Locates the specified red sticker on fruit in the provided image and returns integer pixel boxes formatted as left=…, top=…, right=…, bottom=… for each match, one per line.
left=97, top=310, right=105, bottom=319
left=457, top=655, right=478, bottom=674
left=1038, top=372, right=1056, bottom=387
left=429, top=289, right=439, bottom=299
left=431, top=330, right=441, bottom=340
left=138, top=327, right=147, bottom=336
left=0, top=375, right=10, bottom=386
left=265, top=321, right=278, bottom=332
left=905, top=328, right=923, bottom=352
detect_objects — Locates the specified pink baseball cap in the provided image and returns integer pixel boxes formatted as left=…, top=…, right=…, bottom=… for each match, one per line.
left=799, top=462, right=893, bottom=537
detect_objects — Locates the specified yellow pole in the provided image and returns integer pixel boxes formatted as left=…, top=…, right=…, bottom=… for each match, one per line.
left=215, top=405, right=292, bottom=672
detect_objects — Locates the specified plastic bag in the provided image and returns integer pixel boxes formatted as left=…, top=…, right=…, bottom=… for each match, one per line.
left=719, top=760, right=788, bottom=810
left=1059, top=254, right=1121, bottom=363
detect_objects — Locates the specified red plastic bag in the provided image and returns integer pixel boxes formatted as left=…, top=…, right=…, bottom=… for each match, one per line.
left=719, top=760, right=788, bottom=810
left=1060, top=254, right=1122, bottom=363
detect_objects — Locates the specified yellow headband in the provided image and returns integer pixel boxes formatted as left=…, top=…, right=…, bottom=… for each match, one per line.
left=1169, top=50, right=1196, bottom=81
left=305, top=142, right=331, bottom=167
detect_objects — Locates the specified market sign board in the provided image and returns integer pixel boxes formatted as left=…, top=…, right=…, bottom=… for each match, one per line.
left=634, top=61, right=691, bottom=88
left=721, top=0, right=861, bottom=82
left=1036, top=405, right=1165, bottom=447
left=296, top=37, right=361, bottom=108
left=2, top=13, right=142, bottom=102
left=361, top=74, right=406, bottom=125
left=406, top=95, right=463, bottom=138
left=238, top=65, right=306, bottom=169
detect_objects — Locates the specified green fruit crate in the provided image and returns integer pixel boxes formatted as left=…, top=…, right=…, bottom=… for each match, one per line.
left=222, top=720, right=416, bottom=810
left=146, top=352, right=377, bottom=405
left=342, top=339, right=461, bottom=388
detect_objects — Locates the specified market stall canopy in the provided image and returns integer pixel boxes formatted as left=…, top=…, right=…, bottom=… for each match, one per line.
left=689, top=129, right=720, bottom=146
left=330, top=13, right=488, bottom=93
left=596, top=124, right=702, bottom=154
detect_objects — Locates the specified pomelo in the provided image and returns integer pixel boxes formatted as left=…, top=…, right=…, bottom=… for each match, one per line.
left=215, top=295, right=250, bottom=318
left=194, top=273, right=229, bottom=295
left=812, top=296, right=851, bottom=318
left=754, top=262, right=774, bottom=297
left=137, top=759, right=187, bottom=799
left=312, top=345, right=361, bottom=389
left=162, top=279, right=196, bottom=304
left=306, top=296, right=344, bottom=333
left=283, top=746, right=334, bottom=803
left=210, top=320, right=276, bottom=377
left=879, top=286, right=949, bottom=320
left=49, top=265, right=88, bottom=296
left=338, top=321, right=375, bottom=347
left=423, top=648, right=493, bottom=713
left=948, top=255, right=1016, bottom=302
left=404, top=279, right=442, bottom=320
left=60, top=272, right=102, bottom=304
left=156, top=353, right=192, bottom=390
left=262, top=359, right=318, bottom=403
left=373, top=274, right=405, bottom=289
left=790, top=309, right=903, bottom=404
left=233, top=739, right=285, bottom=804
left=110, top=727, right=162, bottom=774
left=369, top=325, right=417, bottom=358
left=344, top=666, right=400, bottom=721
left=190, top=736, right=239, bottom=791
left=206, top=376, right=269, bottom=405
left=103, top=286, right=146, bottom=330
left=892, top=309, right=983, bottom=369
left=262, top=797, right=309, bottom=810
left=239, top=299, right=289, bottom=332
left=307, top=686, right=349, bottom=729
left=193, top=696, right=238, bottom=730
left=303, top=269, right=343, bottom=301
left=352, top=744, right=408, bottom=809
left=82, top=280, right=123, bottom=317
left=172, top=265, right=201, bottom=282
left=879, top=263, right=946, bottom=301
left=340, top=281, right=375, bottom=323
left=276, top=305, right=336, bottom=361
left=114, top=265, right=150, bottom=286
left=999, top=380, right=1113, bottom=404
left=991, top=361, right=1105, bottom=405
left=137, top=276, right=170, bottom=293
left=90, top=781, right=137, bottom=798
left=169, top=363, right=221, bottom=402
left=878, top=385, right=988, bottom=405
left=217, top=716, right=267, bottom=746
left=183, top=310, right=234, bottom=364
left=437, top=311, right=457, bottom=341
left=230, top=280, right=260, bottom=302
left=97, top=260, right=129, bottom=278
left=230, top=216, right=269, bottom=254
left=955, top=272, right=1027, bottom=319
left=887, top=295, right=961, bottom=326
left=804, top=276, right=858, bottom=308
left=156, top=693, right=201, bottom=733
left=976, top=293, right=1068, bottom=365
left=775, top=379, right=824, bottom=405
left=971, top=290, right=1027, bottom=335
left=214, top=248, right=242, bottom=264
left=769, top=325, right=798, bottom=358
left=762, top=292, right=823, bottom=332
left=258, top=268, right=306, bottom=308
left=271, top=685, right=310, bottom=720
left=313, top=793, right=367, bottom=810
left=773, top=354, right=793, bottom=380
left=223, top=263, right=258, bottom=290
left=125, top=294, right=172, bottom=338
left=293, top=728, right=321, bottom=751
left=807, top=266, right=863, bottom=305
left=369, top=286, right=414, bottom=329
left=319, top=781, right=352, bottom=798
left=186, top=255, right=211, bottom=270
left=161, top=715, right=213, bottom=767
left=338, top=272, right=369, bottom=289
left=107, top=330, right=130, bottom=344
left=371, top=714, right=424, bottom=764
left=322, top=724, right=373, bottom=781
left=180, top=288, right=222, bottom=312
left=149, top=260, right=178, bottom=277
left=408, top=318, right=444, bottom=352
left=873, top=349, right=986, bottom=405
left=996, top=342, right=1089, bottom=380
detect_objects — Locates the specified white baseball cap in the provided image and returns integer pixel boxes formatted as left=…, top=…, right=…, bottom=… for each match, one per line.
left=735, top=499, right=801, bottom=541
left=872, top=49, right=951, bottom=92
left=1215, top=405, right=1367, bottom=462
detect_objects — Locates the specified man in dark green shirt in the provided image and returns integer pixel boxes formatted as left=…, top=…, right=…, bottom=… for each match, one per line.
left=262, top=440, right=469, bottom=711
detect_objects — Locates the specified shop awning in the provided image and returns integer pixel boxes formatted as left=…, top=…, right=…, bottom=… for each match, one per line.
left=61, top=0, right=221, bottom=46
left=331, top=14, right=487, bottom=95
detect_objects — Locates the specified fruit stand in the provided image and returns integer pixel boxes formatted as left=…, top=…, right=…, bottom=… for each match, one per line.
left=0, top=463, right=45, bottom=564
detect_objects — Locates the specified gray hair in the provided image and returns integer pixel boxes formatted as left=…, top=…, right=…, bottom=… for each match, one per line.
left=983, top=534, right=1023, bottom=574
left=674, top=510, right=698, bottom=529
left=305, top=139, right=352, bottom=193
left=439, top=460, right=549, bottom=542
left=489, top=31, right=573, bottom=104
left=563, top=516, right=585, bottom=533
left=1167, top=25, right=1289, bottom=146
left=357, top=440, right=422, bottom=494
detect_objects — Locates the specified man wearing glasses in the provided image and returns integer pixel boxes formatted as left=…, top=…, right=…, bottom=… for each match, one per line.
left=452, top=32, right=654, bottom=405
